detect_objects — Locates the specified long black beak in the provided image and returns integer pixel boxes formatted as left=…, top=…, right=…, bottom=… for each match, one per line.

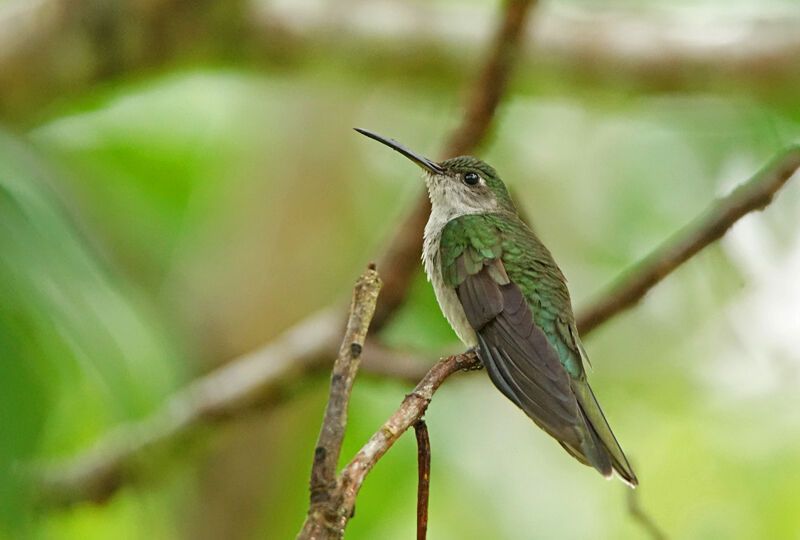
left=355, top=128, right=444, bottom=174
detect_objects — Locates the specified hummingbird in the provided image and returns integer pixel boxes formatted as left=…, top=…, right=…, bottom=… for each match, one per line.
left=356, top=128, right=637, bottom=486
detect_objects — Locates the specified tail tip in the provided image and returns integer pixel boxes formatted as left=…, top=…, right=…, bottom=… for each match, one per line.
left=616, top=469, right=638, bottom=489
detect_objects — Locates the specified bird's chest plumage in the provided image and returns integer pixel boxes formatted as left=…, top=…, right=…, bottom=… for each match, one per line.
left=422, top=212, right=479, bottom=347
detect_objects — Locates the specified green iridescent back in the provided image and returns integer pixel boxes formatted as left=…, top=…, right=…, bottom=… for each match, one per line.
left=439, top=213, right=585, bottom=379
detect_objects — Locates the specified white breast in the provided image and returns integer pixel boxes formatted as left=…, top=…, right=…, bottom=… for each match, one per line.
left=422, top=208, right=479, bottom=347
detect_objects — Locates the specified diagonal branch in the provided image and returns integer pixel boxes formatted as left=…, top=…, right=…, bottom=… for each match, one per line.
left=295, top=265, right=472, bottom=538
left=34, top=306, right=342, bottom=506
left=32, top=312, right=419, bottom=507
left=335, top=353, right=481, bottom=529
left=576, top=145, right=800, bottom=334
left=440, top=0, right=534, bottom=159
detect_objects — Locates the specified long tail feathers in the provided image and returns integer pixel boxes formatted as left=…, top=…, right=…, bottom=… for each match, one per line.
left=571, top=381, right=638, bottom=487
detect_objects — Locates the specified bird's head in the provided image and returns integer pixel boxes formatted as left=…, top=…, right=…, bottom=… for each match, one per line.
left=355, top=128, right=516, bottom=219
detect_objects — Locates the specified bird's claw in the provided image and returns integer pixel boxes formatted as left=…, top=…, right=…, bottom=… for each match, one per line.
left=460, top=347, right=484, bottom=371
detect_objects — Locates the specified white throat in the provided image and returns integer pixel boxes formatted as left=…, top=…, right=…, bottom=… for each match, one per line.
left=420, top=172, right=495, bottom=347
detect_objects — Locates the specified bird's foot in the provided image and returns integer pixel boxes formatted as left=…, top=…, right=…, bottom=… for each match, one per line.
left=460, top=347, right=484, bottom=371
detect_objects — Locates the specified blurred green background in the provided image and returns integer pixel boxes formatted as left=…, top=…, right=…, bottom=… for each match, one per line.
left=2, top=0, right=800, bottom=538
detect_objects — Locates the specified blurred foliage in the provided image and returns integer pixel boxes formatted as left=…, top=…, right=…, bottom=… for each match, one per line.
left=0, top=130, right=184, bottom=536
left=1, top=0, right=800, bottom=539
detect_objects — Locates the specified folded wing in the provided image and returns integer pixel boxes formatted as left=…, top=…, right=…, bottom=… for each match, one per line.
left=457, top=259, right=584, bottom=449
left=440, top=215, right=637, bottom=485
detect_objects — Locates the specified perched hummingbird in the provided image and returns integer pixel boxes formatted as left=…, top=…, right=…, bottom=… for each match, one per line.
left=356, top=128, right=637, bottom=486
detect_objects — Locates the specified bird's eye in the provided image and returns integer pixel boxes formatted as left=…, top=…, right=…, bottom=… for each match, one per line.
left=463, top=172, right=480, bottom=186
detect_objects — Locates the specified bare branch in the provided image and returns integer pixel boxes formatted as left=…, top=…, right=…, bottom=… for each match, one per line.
left=441, top=0, right=535, bottom=158
left=308, top=265, right=382, bottom=506
left=577, top=145, right=800, bottom=334
left=297, top=352, right=480, bottom=538
left=336, top=353, right=480, bottom=528
left=414, top=420, right=431, bottom=540
left=293, top=264, right=475, bottom=539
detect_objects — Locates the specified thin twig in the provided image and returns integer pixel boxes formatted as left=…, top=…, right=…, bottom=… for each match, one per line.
left=298, top=266, right=382, bottom=539
left=577, top=145, right=800, bottom=334
left=336, top=352, right=481, bottom=525
left=414, top=419, right=431, bottom=540
left=308, top=265, right=382, bottom=502
left=626, top=489, right=668, bottom=540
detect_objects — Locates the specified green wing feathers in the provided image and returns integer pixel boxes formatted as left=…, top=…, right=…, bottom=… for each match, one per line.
left=440, top=214, right=637, bottom=486
left=440, top=214, right=505, bottom=287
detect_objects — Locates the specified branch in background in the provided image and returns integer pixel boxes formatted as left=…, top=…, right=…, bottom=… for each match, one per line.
left=34, top=145, right=800, bottom=507
left=305, top=265, right=381, bottom=527
left=33, top=309, right=424, bottom=507
left=576, top=145, right=800, bottom=334
left=627, top=490, right=668, bottom=540
left=0, top=0, right=250, bottom=124
left=5, top=1, right=800, bottom=124
left=370, top=0, right=536, bottom=330
left=440, top=0, right=534, bottom=159
left=414, top=420, right=431, bottom=540
left=34, top=306, right=338, bottom=506
left=259, top=2, right=800, bottom=88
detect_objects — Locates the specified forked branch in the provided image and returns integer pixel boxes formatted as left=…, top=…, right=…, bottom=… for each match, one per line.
left=298, top=345, right=480, bottom=539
